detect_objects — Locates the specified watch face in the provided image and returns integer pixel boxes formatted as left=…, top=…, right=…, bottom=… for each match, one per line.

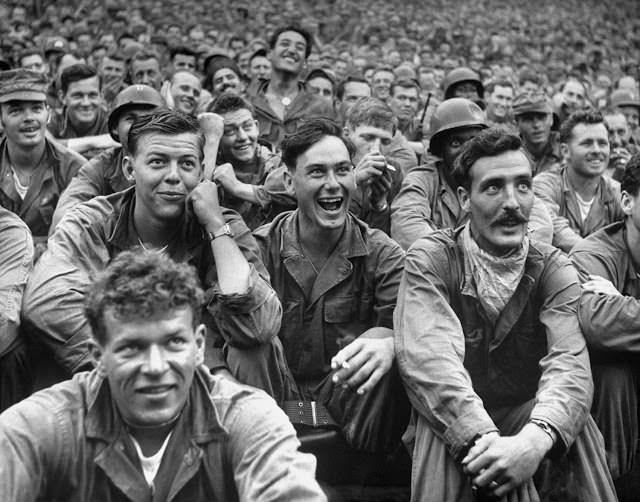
left=282, top=97, right=291, bottom=107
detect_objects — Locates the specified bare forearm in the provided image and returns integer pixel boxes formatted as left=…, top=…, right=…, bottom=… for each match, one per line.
left=210, top=235, right=251, bottom=294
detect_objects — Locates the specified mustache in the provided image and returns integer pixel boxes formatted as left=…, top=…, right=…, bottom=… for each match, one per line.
left=493, top=208, right=528, bottom=226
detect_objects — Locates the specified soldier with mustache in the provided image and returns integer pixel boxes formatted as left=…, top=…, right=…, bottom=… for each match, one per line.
left=395, top=128, right=616, bottom=502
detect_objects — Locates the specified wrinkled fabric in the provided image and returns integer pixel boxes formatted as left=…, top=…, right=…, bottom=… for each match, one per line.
left=534, top=166, right=623, bottom=253
left=51, top=146, right=128, bottom=230
left=461, top=223, right=529, bottom=321
left=252, top=210, right=405, bottom=381
left=0, top=367, right=326, bottom=502
left=404, top=401, right=616, bottom=502
left=0, top=207, right=34, bottom=410
left=0, top=138, right=85, bottom=241
left=395, top=227, right=594, bottom=458
left=571, top=221, right=640, bottom=478
left=395, top=227, right=614, bottom=500
left=249, top=80, right=336, bottom=150
left=23, top=187, right=281, bottom=376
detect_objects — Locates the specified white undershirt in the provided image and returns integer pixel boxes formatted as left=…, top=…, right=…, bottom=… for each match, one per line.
left=10, top=168, right=29, bottom=199
left=575, top=192, right=594, bottom=222
left=129, top=432, right=173, bottom=487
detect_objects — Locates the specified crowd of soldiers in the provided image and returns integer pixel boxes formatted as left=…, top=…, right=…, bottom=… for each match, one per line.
left=0, top=0, right=640, bottom=501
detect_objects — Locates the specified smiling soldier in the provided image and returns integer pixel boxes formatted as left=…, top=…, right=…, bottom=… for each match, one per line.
left=227, top=118, right=408, bottom=473
left=0, top=69, right=85, bottom=251
left=534, top=111, right=623, bottom=253
left=23, top=109, right=281, bottom=384
left=0, top=250, right=325, bottom=501
left=395, top=128, right=616, bottom=501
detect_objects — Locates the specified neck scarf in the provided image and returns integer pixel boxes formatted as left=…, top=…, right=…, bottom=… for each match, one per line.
left=461, top=223, right=529, bottom=321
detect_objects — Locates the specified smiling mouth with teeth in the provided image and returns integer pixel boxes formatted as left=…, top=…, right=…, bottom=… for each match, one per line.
left=318, top=198, right=343, bottom=211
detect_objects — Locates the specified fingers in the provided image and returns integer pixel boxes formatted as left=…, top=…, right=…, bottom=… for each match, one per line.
left=462, top=432, right=498, bottom=466
left=331, top=338, right=364, bottom=371
left=356, top=366, right=385, bottom=395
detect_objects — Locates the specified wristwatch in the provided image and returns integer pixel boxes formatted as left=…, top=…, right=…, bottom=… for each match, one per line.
left=207, top=223, right=234, bottom=241
left=529, top=419, right=557, bottom=444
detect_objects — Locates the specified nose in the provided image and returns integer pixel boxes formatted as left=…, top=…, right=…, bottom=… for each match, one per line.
left=503, top=184, right=520, bottom=209
left=164, top=159, right=181, bottom=183
left=142, top=344, right=169, bottom=375
left=236, top=126, right=248, bottom=141
left=372, top=138, right=382, bottom=152
left=325, top=168, right=340, bottom=190
left=81, top=94, right=91, bottom=106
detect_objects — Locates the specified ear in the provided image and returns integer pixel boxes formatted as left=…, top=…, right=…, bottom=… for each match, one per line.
left=560, top=142, right=569, bottom=159
left=253, top=119, right=259, bottom=135
left=283, top=168, right=296, bottom=197
left=343, top=125, right=351, bottom=137
left=89, top=340, right=108, bottom=378
left=58, top=89, right=65, bottom=103
left=122, top=155, right=135, bottom=183
left=621, top=190, right=633, bottom=217
left=457, top=185, right=471, bottom=213
left=194, top=324, right=206, bottom=366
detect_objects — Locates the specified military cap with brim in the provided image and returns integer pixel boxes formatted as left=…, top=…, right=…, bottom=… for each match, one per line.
left=611, top=89, right=640, bottom=110
left=512, top=90, right=553, bottom=116
left=0, top=69, right=48, bottom=104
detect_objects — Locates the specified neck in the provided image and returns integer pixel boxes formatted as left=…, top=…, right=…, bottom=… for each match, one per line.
left=7, top=140, right=46, bottom=171
left=297, top=215, right=343, bottom=262
left=625, top=219, right=640, bottom=271
left=566, top=166, right=600, bottom=199
left=268, top=70, right=300, bottom=95
left=524, top=138, right=547, bottom=158
left=133, top=200, right=179, bottom=248
left=128, top=420, right=175, bottom=456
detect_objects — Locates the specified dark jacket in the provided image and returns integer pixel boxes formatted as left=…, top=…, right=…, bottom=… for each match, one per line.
left=0, top=367, right=326, bottom=501
left=533, top=166, right=623, bottom=253
left=395, top=227, right=593, bottom=459
left=249, top=81, right=336, bottom=149
left=23, top=188, right=281, bottom=374
left=253, top=210, right=404, bottom=382
left=0, top=138, right=85, bottom=241
left=571, top=221, right=640, bottom=353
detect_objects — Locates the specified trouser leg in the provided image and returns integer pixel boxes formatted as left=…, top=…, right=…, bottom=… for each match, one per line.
left=319, top=363, right=410, bottom=453
left=225, top=336, right=298, bottom=404
left=590, top=361, right=638, bottom=479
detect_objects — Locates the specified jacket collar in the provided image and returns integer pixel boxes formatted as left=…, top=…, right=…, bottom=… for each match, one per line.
left=106, top=187, right=204, bottom=257
left=85, top=366, right=227, bottom=444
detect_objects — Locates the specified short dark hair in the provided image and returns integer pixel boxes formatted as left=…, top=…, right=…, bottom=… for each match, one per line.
left=559, top=110, right=605, bottom=143
left=269, top=25, right=313, bottom=58
left=127, top=108, right=204, bottom=159
left=281, top=117, right=356, bottom=170
left=345, top=97, right=395, bottom=133
left=621, top=153, right=640, bottom=197
left=372, top=65, right=394, bottom=78
left=453, top=128, right=524, bottom=189
left=485, top=79, right=514, bottom=95
left=391, top=79, right=420, bottom=96
left=130, top=50, right=160, bottom=67
left=336, top=75, right=369, bottom=101
left=518, top=69, right=543, bottom=87
left=60, top=63, right=100, bottom=95
left=170, top=45, right=197, bottom=61
left=207, top=92, right=254, bottom=115
left=85, top=250, right=205, bottom=346
left=102, top=51, right=125, bottom=63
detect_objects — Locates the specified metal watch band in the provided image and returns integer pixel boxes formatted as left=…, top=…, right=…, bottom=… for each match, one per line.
left=207, top=223, right=234, bottom=241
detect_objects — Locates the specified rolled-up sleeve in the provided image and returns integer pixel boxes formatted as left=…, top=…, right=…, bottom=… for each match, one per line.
left=207, top=211, right=281, bottom=348
left=394, top=239, right=496, bottom=459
